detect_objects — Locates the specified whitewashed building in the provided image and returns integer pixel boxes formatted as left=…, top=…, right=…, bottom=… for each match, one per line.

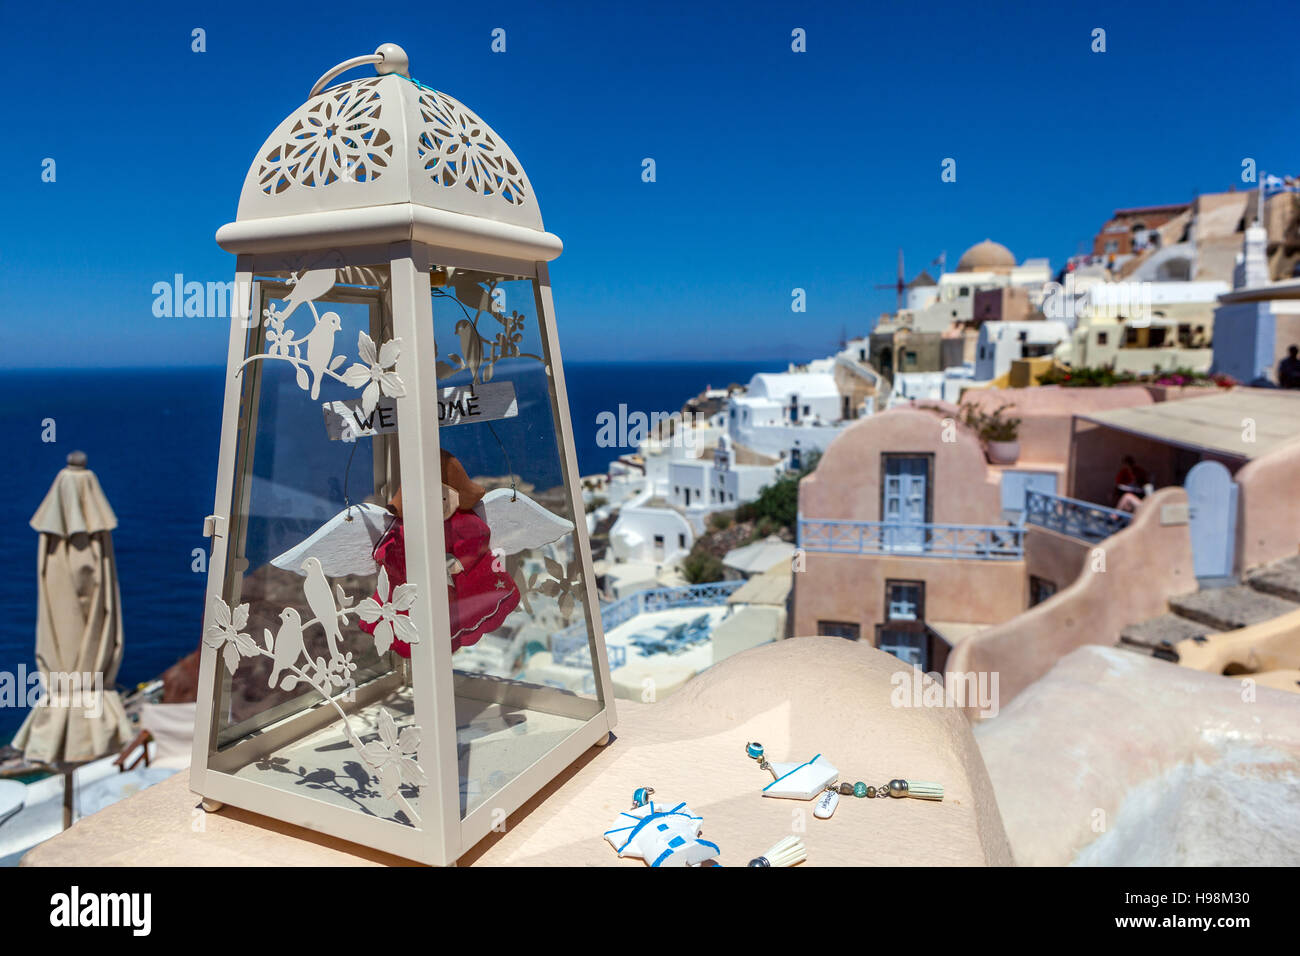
left=668, top=434, right=784, bottom=512
left=602, top=344, right=886, bottom=584
left=726, top=341, right=886, bottom=466
left=973, top=321, right=1070, bottom=380
left=608, top=492, right=696, bottom=566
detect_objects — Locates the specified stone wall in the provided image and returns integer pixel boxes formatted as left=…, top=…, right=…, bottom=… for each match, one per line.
left=1235, top=439, right=1300, bottom=572
left=946, top=487, right=1196, bottom=710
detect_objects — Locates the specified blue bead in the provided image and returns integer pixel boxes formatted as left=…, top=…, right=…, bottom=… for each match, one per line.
left=853, top=782, right=868, bottom=798
left=746, top=742, right=765, bottom=759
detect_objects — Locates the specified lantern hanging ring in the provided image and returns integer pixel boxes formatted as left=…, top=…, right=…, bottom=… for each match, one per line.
left=309, top=43, right=410, bottom=97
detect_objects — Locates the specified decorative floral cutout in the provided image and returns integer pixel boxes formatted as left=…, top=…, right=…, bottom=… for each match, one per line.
left=361, top=709, right=427, bottom=801
left=356, top=566, right=419, bottom=656
left=340, top=331, right=406, bottom=414
left=207, top=566, right=423, bottom=824
left=204, top=598, right=258, bottom=675
left=532, top=555, right=584, bottom=625
left=416, top=89, right=527, bottom=205
left=257, top=78, right=392, bottom=194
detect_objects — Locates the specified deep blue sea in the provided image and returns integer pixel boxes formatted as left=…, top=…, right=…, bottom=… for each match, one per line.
left=0, top=360, right=781, bottom=742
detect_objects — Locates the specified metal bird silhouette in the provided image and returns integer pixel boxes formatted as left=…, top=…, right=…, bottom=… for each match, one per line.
left=303, top=311, right=342, bottom=399
left=266, top=607, right=305, bottom=690
left=277, top=268, right=337, bottom=324
left=454, top=318, right=485, bottom=382
left=302, top=556, right=344, bottom=660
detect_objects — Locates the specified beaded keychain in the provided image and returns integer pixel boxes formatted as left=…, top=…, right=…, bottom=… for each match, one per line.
left=745, top=741, right=943, bottom=819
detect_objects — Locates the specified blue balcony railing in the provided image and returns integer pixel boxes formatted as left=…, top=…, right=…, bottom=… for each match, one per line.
left=797, top=518, right=1024, bottom=560
left=550, top=579, right=745, bottom=663
left=1023, top=490, right=1132, bottom=543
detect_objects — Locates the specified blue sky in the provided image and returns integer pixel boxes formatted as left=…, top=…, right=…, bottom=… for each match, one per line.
left=1, top=0, right=1295, bottom=366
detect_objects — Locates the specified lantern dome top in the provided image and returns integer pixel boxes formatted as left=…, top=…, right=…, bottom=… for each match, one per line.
left=216, top=45, right=561, bottom=263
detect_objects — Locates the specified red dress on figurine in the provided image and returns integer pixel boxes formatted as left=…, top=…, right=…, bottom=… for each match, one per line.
left=360, top=511, right=520, bottom=656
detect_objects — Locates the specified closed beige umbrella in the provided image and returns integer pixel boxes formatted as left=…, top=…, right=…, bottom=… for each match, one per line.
left=12, top=451, right=133, bottom=823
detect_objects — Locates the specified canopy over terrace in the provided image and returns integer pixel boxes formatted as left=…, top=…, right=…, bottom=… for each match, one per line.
left=1068, top=388, right=1300, bottom=501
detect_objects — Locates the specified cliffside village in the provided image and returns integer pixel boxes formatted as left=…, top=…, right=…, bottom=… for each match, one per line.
left=556, top=181, right=1300, bottom=707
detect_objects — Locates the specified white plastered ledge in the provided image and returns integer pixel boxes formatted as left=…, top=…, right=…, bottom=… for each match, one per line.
left=22, top=639, right=1014, bottom=867
left=216, top=203, right=563, bottom=261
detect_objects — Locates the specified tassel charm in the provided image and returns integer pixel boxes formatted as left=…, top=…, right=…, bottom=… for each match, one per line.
left=888, top=778, right=944, bottom=801
left=748, top=835, right=807, bottom=867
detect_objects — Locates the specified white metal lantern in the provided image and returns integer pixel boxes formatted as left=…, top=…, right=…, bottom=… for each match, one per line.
left=191, top=44, right=616, bottom=866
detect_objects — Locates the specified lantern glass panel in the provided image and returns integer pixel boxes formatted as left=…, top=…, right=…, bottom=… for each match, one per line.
left=210, top=270, right=425, bottom=828
left=429, top=271, right=604, bottom=818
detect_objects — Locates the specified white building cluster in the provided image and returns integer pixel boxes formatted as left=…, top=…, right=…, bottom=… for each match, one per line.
left=880, top=222, right=1241, bottom=407
left=591, top=341, right=887, bottom=592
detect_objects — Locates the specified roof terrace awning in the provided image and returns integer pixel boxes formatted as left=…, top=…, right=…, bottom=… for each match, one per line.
left=1075, top=388, right=1300, bottom=460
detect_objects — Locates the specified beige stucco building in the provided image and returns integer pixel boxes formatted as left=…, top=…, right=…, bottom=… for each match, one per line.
left=791, top=385, right=1272, bottom=674
left=793, top=403, right=1104, bottom=671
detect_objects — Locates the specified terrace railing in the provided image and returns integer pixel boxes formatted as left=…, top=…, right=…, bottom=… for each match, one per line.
left=1023, top=489, right=1132, bottom=543
left=550, top=579, right=745, bottom=666
left=798, top=518, right=1024, bottom=560
left=552, top=640, right=627, bottom=671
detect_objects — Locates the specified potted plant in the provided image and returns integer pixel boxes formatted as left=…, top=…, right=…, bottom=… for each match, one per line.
left=961, top=401, right=1022, bottom=464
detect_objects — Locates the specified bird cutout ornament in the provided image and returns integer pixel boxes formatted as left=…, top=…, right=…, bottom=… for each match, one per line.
left=270, top=502, right=391, bottom=578
left=303, top=310, right=343, bottom=398
left=274, top=267, right=337, bottom=324
left=266, top=608, right=305, bottom=690
left=302, top=556, right=346, bottom=660
left=604, top=792, right=720, bottom=867
left=237, top=267, right=405, bottom=413
left=207, top=572, right=419, bottom=821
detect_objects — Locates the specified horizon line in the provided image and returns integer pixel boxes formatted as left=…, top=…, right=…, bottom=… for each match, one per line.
left=1, top=357, right=813, bottom=373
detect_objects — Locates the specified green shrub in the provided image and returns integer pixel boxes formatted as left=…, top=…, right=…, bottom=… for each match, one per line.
left=681, top=547, right=725, bottom=584
left=746, top=451, right=821, bottom=535
left=1035, top=364, right=1226, bottom=388
left=960, top=401, right=1021, bottom=442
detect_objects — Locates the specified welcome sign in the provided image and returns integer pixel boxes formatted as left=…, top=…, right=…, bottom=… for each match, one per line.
left=323, top=381, right=518, bottom=440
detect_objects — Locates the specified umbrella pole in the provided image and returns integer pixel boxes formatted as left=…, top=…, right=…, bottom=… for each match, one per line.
left=62, top=771, right=74, bottom=830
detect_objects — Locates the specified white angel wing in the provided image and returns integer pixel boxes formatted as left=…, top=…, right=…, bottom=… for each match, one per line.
left=477, top=488, right=574, bottom=556
left=270, top=502, right=390, bottom=577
